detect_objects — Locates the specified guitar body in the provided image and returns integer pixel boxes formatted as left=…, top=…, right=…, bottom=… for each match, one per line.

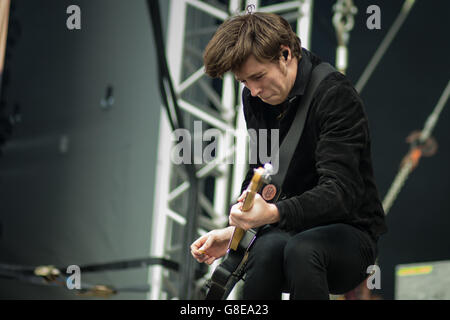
left=205, top=228, right=257, bottom=300
left=204, top=164, right=281, bottom=300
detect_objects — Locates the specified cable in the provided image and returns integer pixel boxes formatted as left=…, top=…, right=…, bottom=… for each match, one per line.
left=382, top=80, right=450, bottom=215
left=355, top=0, right=416, bottom=93
left=1, top=256, right=207, bottom=298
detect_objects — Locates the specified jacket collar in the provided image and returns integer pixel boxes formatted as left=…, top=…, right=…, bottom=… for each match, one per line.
left=287, top=48, right=312, bottom=100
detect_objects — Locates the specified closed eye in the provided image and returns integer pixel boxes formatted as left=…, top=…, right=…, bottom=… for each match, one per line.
left=237, top=73, right=264, bottom=84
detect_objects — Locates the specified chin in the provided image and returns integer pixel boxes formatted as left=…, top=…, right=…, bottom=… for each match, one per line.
left=263, top=97, right=282, bottom=105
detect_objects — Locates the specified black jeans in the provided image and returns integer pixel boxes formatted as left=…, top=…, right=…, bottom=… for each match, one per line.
left=242, top=223, right=378, bottom=300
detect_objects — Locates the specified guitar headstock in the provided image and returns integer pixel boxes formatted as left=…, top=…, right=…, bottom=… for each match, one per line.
left=247, top=163, right=274, bottom=194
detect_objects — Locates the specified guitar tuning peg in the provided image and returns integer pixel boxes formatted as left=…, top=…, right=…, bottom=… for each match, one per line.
left=263, top=163, right=274, bottom=175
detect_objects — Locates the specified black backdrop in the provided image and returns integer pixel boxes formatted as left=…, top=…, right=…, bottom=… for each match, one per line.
left=310, top=0, right=450, bottom=299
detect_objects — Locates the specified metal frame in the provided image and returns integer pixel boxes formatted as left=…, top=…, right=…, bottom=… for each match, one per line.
left=148, top=0, right=313, bottom=300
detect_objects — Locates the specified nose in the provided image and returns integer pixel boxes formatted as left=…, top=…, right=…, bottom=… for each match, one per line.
left=248, top=82, right=262, bottom=97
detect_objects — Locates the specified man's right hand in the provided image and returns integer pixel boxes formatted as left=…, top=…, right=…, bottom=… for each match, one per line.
left=190, top=226, right=234, bottom=265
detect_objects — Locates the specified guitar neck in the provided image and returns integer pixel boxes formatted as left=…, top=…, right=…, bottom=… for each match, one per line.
left=241, top=190, right=256, bottom=211
left=206, top=165, right=274, bottom=300
left=229, top=190, right=257, bottom=251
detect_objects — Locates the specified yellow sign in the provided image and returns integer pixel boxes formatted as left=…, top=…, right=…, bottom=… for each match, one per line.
left=397, top=265, right=433, bottom=277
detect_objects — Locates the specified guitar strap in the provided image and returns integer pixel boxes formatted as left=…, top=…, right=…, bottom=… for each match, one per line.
left=269, top=62, right=336, bottom=193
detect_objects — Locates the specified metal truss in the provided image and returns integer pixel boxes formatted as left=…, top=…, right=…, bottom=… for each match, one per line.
left=148, top=0, right=313, bottom=300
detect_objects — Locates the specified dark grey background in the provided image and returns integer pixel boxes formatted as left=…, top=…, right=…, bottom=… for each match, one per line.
left=0, top=0, right=449, bottom=300
left=0, top=0, right=168, bottom=299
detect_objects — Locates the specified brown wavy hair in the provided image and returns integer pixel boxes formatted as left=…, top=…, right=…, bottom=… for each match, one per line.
left=203, top=12, right=302, bottom=78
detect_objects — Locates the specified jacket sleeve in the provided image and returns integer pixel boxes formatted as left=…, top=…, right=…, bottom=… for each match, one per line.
left=275, top=83, right=369, bottom=232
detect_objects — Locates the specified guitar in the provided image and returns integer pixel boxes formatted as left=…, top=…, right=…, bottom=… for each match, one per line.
left=204, top=163, right=280, bottom=300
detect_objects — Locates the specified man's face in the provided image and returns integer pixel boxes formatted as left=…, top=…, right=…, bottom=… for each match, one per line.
left=234, top=54, right=293, bottom=106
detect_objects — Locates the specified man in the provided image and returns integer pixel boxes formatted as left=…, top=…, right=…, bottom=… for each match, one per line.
left=190, top=11, right=387, bottom=300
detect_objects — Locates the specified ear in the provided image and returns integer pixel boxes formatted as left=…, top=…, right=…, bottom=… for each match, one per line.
left=279, top=46, right=290, bottom=75
left=279, top=45, right=291, bottom=62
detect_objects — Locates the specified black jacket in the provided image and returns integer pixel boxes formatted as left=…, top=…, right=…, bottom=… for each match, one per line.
left=240, top=48, right=388, bottom=242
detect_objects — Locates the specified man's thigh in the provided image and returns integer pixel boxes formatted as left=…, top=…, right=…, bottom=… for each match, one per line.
left=286, top=223, right=377, bottom=294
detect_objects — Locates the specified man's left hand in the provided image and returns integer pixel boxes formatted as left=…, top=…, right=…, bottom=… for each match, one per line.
left=229, top=192, right=280, bottom=230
